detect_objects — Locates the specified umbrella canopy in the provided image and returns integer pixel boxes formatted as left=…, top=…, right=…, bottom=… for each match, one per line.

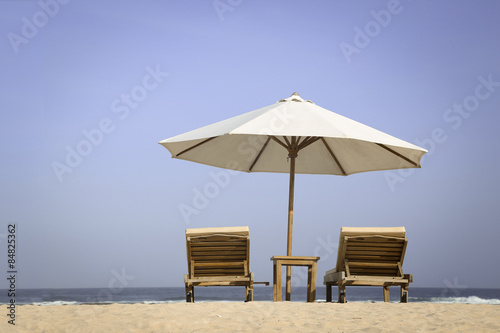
left=160, top=93, right=426, bottom=176
left=160, top=92, right=426, bottom=300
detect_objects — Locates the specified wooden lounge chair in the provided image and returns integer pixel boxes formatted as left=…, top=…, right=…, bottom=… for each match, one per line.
left=184, top=226, right=255, bottom=302
left=324, top=227, right=413, bottom=303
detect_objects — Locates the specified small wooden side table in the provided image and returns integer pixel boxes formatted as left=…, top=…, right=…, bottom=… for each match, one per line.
left=270, top=256, right=320, bottom=302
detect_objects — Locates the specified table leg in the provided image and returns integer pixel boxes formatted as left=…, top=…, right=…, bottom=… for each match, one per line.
left=272, top=262, right=277, bottom=301
left=310, top=262, right=317, bottom=302
left=276, top=261, right=282, bottom=302
left=285, top=265, right=291, bottom=301
left=307, top=264, right=312, bottom=302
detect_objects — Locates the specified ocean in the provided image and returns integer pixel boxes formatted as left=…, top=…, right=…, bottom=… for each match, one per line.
left=1, top=287, right=500, bottom=306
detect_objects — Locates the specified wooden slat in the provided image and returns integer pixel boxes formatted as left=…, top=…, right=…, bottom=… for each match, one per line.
left=350, top=273, right=398, bottom=277
left=350, top=268, right=398, bottom=274
left=190, top=237, right=248, bottom=241
left=348, top=238, right=404, bottom=244
left=347, top=242, right=403, bottom=247
left=348, top=262, right=398, bottom=268
left=191, top=248, right=247, bottom=253
left=191, top=248, right=246, bottom=253
left=346, top=258, right=402, bottom=263
left=194, top=271, right=245, bottom=276
left=191, top=241, right=247, bottom=247
left=194, top=258, right=244, bottom=265
left=192, top=250, right=246, bottom=254
left=190, top=239, right=248, bottom=245
left=190, top=246, right=246, bottom=251
left=190, top=256, right=246, bottom=261
left=346, top=256, right=401, bottom=261
left=349, top=265, right=398, bottom=270
left=194, top=267, right=244, bottom=272
left=340, top=227, right=406, bottom=238
left=191, top=247, right=247, bottom=251
left=190, top=241, right=247, bottom=244
left=192, top=260, right=246, bottom=263
left=190, top=237, right=248, bottom=242
left=194, top=262, right=244, bottom=267
left=194, top=270, right=244, bottom=274
left=346, top=250, right=402, bottom=256
left=193, top=264, right=244, bottom=269
left=347, top=245, right=403, bottom=251
left=191, top=253, right=246, bottom=258
left=187, top=281, right=248, bottom=286
left=344, top=275, right=410, bottom=282
left=194, top=266, right=244, bottom=270
left=186, top=226, right=249, bottom=236
left=192, top=252, right=245, bottom=256
left=194, top=269, right=244, bottom=273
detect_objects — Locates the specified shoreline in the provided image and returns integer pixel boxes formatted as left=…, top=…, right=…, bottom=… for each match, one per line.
left=2, top=302, right=500, bottom=332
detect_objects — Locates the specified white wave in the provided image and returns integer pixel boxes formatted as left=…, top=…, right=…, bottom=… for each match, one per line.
left=32, top=301, right=80, bottom=306
left=427, top=296, right=500, bottom=305
left=142, top=300, right=180, bottom=304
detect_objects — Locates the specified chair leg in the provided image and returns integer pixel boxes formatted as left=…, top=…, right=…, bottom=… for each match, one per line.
left=383, top=286, right=390, bottom=302
left=338, top=286, right=346, bottom=303
left=185, top=285, right=194, bottom=303
left=400, top=285, right=409, bottom=303
left=245, top=286, right=253, bottom=302
left=326, top=283, right=332, bottom=303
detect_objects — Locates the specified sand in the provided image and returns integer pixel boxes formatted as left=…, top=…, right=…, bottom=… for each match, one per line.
left=2, top=302, right=499, bottom=332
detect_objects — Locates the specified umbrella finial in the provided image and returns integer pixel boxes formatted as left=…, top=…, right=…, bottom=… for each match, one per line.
left=278, top=92, right=314, bottom=104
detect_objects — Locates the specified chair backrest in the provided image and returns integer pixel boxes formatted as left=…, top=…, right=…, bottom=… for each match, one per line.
left=335, top=227, right=407, bottom=277
left=186, top=226, right=250, bottom=278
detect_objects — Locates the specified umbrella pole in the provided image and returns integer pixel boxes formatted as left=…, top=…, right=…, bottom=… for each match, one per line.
left=286, top=152, right=296, bottom=301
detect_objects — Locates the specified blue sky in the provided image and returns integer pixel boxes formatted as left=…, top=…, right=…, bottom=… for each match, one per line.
left=1, top=0, right=499, bottom=293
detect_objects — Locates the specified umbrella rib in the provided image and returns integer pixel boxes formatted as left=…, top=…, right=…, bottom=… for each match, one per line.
left=269, top=136, right=288, bottom=150
left=321, top=138, right=347, bottom=176
left=283, top=136, right=292, bottom=148
left=249, top=137, right=271, bottom=172
left=298, top=137, right=321, bottom=151
left=176, top=136, right=217, bottom=157
left=376, top=143, right=419, bottom=168
left=296, top=136, right=309, bottom=148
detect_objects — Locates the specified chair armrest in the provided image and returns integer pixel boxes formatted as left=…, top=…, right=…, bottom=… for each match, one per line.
left=324, top=271, right=345, bottom=284
left=404, top=274, right=413, bottom=283
left=254, top=282, right=270, bottom=286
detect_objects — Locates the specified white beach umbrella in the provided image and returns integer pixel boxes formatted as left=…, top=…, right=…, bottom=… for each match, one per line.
left=159, top=92, right=427, bottom=298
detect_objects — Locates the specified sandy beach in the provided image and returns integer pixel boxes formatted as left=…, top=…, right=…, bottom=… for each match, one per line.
left=2, top=302, right=499, bottom=332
